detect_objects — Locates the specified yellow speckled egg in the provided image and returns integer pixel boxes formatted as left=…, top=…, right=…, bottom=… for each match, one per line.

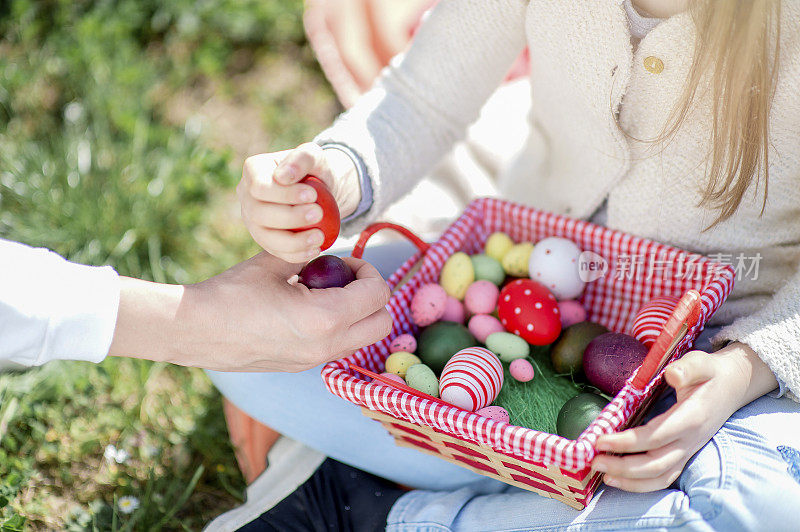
left=485, top=232, right=515, bottom=262
left=439, top=252, right=474, bottom=300
left=501, top=242, right=534, bottom=277
left=385, top=351, right=422, bottom=378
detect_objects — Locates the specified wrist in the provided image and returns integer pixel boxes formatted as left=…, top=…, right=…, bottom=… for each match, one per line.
left=713, top=341, right=778, bottom=406
left=323, top=146, right=361, bottom=218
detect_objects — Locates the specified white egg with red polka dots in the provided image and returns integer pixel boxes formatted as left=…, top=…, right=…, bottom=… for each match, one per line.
left=528, top=237, right=585, bottom=300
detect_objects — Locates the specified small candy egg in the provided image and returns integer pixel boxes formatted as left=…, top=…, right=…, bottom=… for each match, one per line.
left=439, top=252, right=475, bottom=300
left=509, top=359, right=535, bottom=382
left=471, top=254, right=505, bottom=286
left=411, top=283, right=448, bottom=326
left=468, top=314, right=505, bottom=343
left=385, top=351, right=422, bottom=378
left=557, top=300, right=587, bottom=328
left=439, top=347, right=504, bottom=411
left=476, top=405, right=510, bottom=424
left=389, top=333, right=417, bottom=353
left=485, top=331, right=530, bottom=362
left=440, top=296, right=466, bottom=324
left=464, top=280, right=500, bottom=315
left=528, top=237, right=585, bottom=300
left=379, top=372, right=406, bottom=384
left=485, top=232, right=514, bottom=262
left=501, top=242, right=535, bottom=277
left=405, top=364, right=440, bottom=397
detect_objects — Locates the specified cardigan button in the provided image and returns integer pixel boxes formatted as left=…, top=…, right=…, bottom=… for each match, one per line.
left=643, top=56, right=664, bottom=74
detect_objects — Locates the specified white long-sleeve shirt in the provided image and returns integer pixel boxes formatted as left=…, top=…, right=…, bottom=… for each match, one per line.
left=0, top=238, right=119, bottom=367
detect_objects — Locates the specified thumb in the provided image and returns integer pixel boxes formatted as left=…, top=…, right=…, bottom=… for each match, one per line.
left=664, top=350, right=715, bottom=390
left=273, top=142, right=327, bottom=186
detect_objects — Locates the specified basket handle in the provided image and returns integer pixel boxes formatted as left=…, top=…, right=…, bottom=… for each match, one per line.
left=631, top=290, right=703, bottom=391
left=351, top=222, right=429, bottom=259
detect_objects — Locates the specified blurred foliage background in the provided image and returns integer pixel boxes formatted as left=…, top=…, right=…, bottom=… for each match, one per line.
left=0, top=0, right=338, bottom=529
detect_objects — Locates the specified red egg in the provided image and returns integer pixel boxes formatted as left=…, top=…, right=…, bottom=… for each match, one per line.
left=497, top=279, right=562, bottom=345
left=291, top=176, right=341, bottom=251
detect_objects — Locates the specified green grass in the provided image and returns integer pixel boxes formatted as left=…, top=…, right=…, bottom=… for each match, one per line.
left=0, top=0, right=336, bottom=529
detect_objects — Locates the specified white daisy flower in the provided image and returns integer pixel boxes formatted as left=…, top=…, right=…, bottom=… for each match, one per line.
left=117, top=496, right=140, bottom=514
left=103, top=444, right=130, bottom=464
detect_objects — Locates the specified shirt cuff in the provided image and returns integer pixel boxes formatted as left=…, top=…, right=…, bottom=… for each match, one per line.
left=320, top=142, right=374, bottom=223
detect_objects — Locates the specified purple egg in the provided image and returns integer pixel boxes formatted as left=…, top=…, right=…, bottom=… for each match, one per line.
left=583, top=332, right=648, bottom=395
left=298, top=255, right=356, bottom=289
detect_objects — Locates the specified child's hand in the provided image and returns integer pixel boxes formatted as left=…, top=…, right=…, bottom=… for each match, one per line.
left=237, top=143, right=360, bottom=263
left=591, top=344, right=778, bottom=492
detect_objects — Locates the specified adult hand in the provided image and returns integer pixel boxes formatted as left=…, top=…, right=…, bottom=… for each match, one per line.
left=238, top=144, right=361, bottom=263
left=591, top=343, right=778, bottom=492
left=110, top=253, right=392, bottom=372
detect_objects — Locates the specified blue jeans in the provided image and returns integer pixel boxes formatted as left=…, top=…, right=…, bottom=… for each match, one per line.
left=208, top=242, right=800, bottom=530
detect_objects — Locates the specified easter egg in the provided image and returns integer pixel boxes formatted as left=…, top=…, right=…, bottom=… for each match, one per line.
left=291, top=176, right=341, bottom=251
left=583, top=332, right=648, bottom=395
left=464, top=280, right=500, bottom=315
left=439, top=252, right=475, bottom=300
left=411, top=283, right=448, bottom=326
left=417, top=322, right=477, bottom=374
left=471, top=254, right=506, bottom=286
left=379, top=372, right=406, bottom=385
left=468, top=314, right=505, bottom=343
left=298, top=255, right=355, bottom=289
left=497, top=279, right=562, bottom=345
left=551, top=321, right=608, bottom=375
left=440, top=296, right=466, bottom=324
left=484, top=232, right=514, bottom=262
left=631, top=296, right=681, bottom=347
left=501, top=242, right=535, bottom=277
left=385, top=351, right=422, bottom=378
left=557, top=300, right=587, bottom=328
left=405, top=364, right=440, bottom=397
left=476, top=406, right=510, bottom=424
left=528, top=237, right=585, bottom=300
left=389, top=334, right=417, bottom=354
left=485, top=331, right=530, bottom=362
left=439, top=347, right=504, bottom=411
left=556, top=393, right=608, bottom=440
left=509, top=358, right=535, bottom=382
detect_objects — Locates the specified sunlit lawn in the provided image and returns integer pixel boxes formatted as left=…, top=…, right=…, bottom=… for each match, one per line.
left=0, top=1, right=338, bottom=529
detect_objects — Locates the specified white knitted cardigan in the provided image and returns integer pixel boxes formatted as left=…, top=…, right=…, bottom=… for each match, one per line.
left=316, top=0, right=800, bottom=399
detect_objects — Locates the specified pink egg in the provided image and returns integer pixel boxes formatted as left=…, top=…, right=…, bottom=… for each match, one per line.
left=440, top=296, right=466, bottom=324
left=557, top=300, right=587, bottom=328
left=476, top=405, right=510, bottom=424
left=379, top=372, right=406, bottom=385
left=509, top=359, right=535, bottom=382
left=468, top=314, right=505, bottom=343
left=464, top=280, right=500, bottom=315
left=411, top=283, right=448, bottom=326
left=389, top=333, right=417, bottom=353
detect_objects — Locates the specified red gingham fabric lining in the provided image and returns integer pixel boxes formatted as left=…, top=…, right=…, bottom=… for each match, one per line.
left=322, top=198, right=735, bottom=471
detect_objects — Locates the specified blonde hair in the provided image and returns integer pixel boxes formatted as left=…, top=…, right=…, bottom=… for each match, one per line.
left=663, top=0, right=781, bottom=228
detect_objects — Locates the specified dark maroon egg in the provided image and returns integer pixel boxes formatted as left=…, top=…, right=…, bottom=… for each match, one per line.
left=298, top=255, right=355, bottom=289
left=583, top=332, right=648, bottom=395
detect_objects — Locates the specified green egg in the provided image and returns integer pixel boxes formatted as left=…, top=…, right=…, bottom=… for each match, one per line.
left=556, top=393, right=608, bottom=440
left=486, top=331, right=530, bottom=363
left=471, top=254, right=506, bottom=286
left=417, top=321, right=478, bottom=374
left=405, top=364, right=440, bottom=397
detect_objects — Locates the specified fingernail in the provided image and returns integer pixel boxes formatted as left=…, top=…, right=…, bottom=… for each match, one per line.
left=299, top=189, right=314, bottom=203
left=593, top=462, right=606, bottom=473
left=307, top=248, right=320, bottom=259
left=604, top=475, right=619, bottom=487
left=305, top=207, right=322, bottom=223
left=307, top=233, right=323, bottom=246
left=596, top=441, right=610, bottom=452
left=275, top=165, right=296, bottom=182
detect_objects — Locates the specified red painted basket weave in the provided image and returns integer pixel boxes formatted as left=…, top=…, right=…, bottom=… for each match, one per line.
left=322, top=197, right=735, bottom=508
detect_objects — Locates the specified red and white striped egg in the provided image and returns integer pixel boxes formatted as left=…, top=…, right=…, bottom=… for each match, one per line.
left=497, top=279, right=562, bottom=345
left=439, top=347, right=504, bottom=412
left=631, top=295, right=681, bottom=347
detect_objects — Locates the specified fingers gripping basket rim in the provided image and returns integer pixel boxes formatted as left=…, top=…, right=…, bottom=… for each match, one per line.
left=321, top=198, right=735, bottom=471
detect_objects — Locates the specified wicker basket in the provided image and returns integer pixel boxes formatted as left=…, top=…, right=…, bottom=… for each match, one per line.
left=322, top=198, right=735, bottom=509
